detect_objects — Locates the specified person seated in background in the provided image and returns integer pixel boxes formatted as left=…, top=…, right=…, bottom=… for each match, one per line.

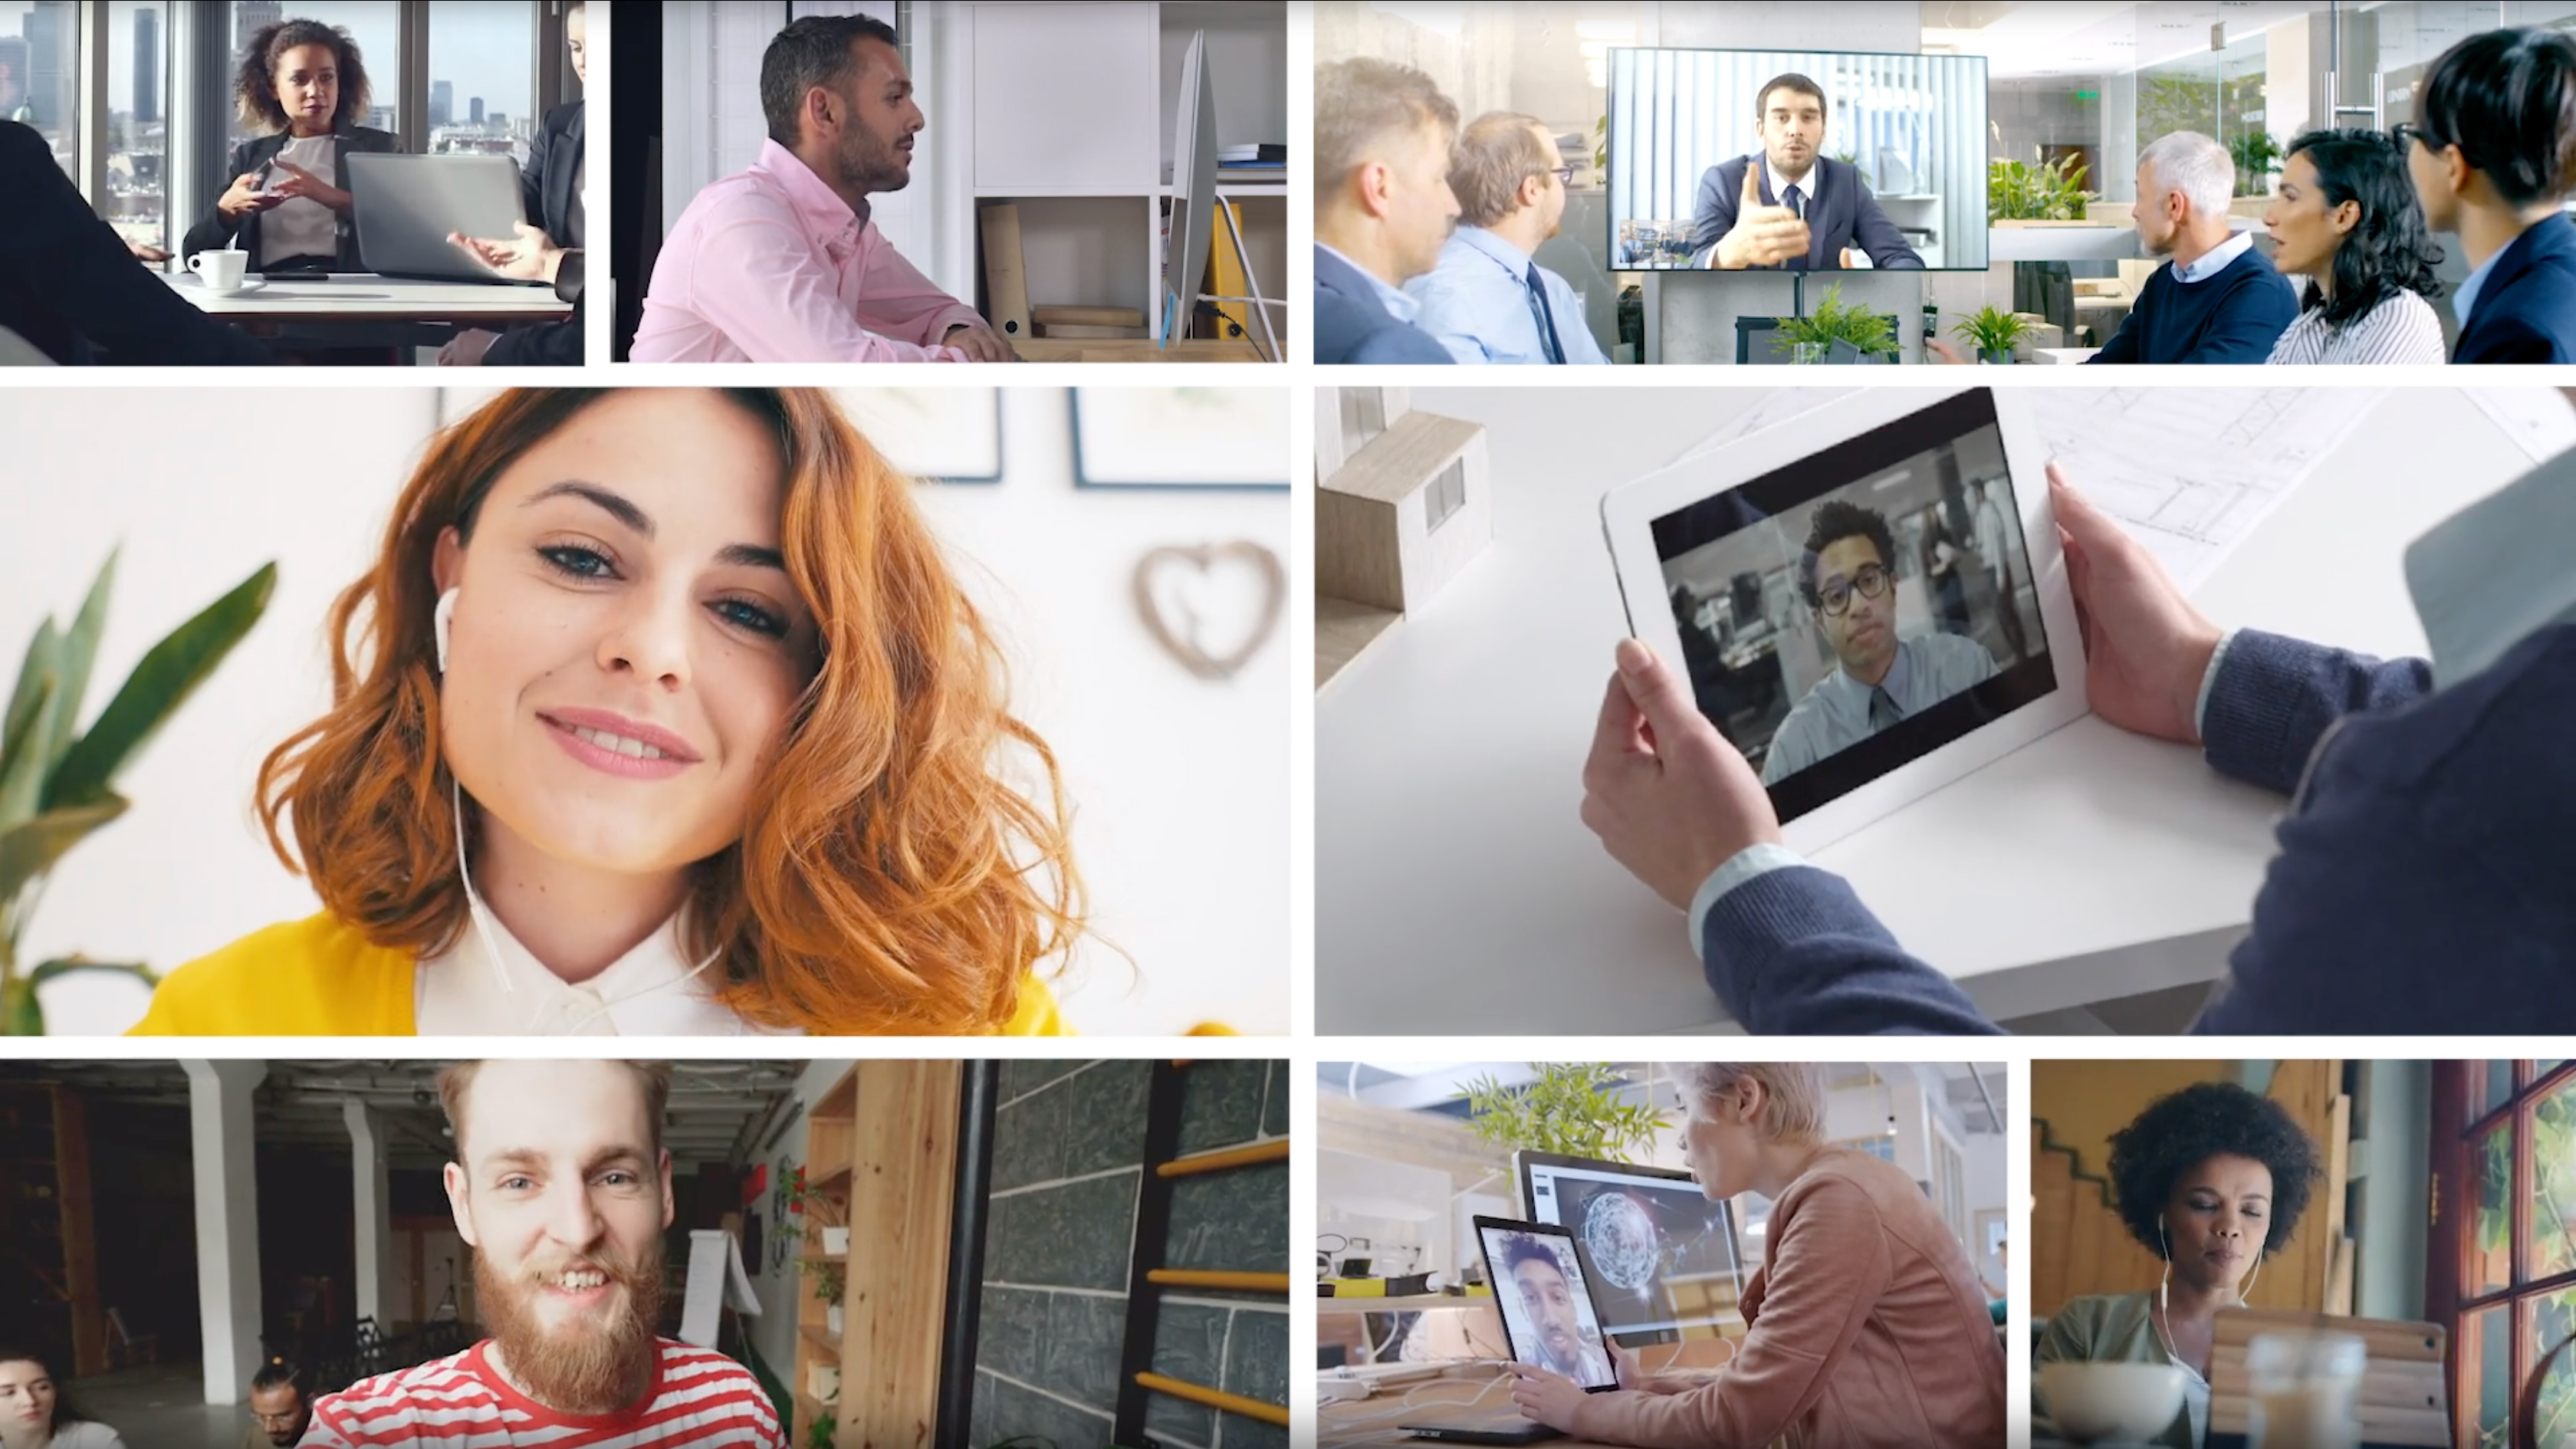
left=2086, top=133, right=2297, bottom=364
left=1405, top=110, right=1608, bottom=365
left=2034, top=1083, right=2323, bottom=1449
left=245, top=1359, right=314, bottom=1448
left=1578, top=445, right=2576, bottom=1036
left=1756, top=501, right=1996, bottom=786
left=2261, top=128, right=2447, bottom=363
left=442, top=0, right=585, bottom=367
left=0, top=1347, right=125, bottom=1447
left=1313, top=58, right=1460, bottom=364
left=0, top=119, right=268, bottom=364
left=632, top=15, right=1014, bottom=363
left=1506, top=1064, right=2006, bottom=1447
left=1691, top=74, right=1925, bottom=271
left=2403, top=26, right=2576, bottom=363
left=181, top=19, right=402, bottom=273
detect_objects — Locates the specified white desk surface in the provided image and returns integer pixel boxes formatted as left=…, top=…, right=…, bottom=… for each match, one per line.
left=2033, top=347, right=2101, bottom=365
left=160, top=270, right=572, bottom=324
left=1315, top=385, right=2536, bottom=1034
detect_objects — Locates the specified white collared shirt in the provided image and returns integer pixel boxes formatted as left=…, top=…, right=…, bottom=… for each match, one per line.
left=415, top=905, right=803, bottom=1037
left=2171, top=228, right=2256, bottom=284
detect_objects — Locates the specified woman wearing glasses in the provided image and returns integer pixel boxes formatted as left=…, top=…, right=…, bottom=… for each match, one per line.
left=2261, top=128, right=2447, bottom=364
left=2399, top=26, right=2576, bottom=363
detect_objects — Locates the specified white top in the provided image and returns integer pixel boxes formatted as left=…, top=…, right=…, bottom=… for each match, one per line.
left=260, top=134, right=340, bottom=264
left=2264, top=288, right=2446, bottom=365
left=415, top=899, right=801, bottom=1037
left=42, top=1424, right=127, bottom=1449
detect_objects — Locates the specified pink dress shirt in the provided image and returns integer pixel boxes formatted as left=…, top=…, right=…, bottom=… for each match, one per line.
left=633, top=140, right=979, bottom=363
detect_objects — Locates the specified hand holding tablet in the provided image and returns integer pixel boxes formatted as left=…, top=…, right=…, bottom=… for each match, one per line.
left=1580, top=639, right=1783, bottom=910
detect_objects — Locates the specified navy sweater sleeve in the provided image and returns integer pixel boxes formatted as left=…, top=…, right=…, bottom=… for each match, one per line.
left=2193, top=267, right=2301, bottom=362
left=2200, top=629, right=2434, bottom=794
left=1699, top=866, right=2005, bottom=1035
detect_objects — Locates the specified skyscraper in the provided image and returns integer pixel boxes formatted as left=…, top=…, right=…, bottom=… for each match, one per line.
left=25, top=1, right=71, bottom=130
left=0, top=37, right=28, bottom=121
left=469, top=96, right=484, bottom=127
left=234, top=0, right=282, bottom=55
left=431, top=79, right=452, bottom=128
left=133, top=8, right=159, bottom=125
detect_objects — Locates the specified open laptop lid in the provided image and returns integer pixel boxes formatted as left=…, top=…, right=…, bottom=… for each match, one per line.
left=1471, top=1217, right=1621, bottom=1392
left=347, top=153, right=537, bottom=283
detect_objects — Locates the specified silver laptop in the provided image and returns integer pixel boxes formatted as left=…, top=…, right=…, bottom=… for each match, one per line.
left=346, top=153, right=537, bottom=284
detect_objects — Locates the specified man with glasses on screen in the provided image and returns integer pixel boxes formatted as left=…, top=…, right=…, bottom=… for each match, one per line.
left=1691, top=73, right=1924, bottom=272
left=1758, top=501, right=1996, bottom=786
left=1503, top=1235, right=1615, bottom=1386
left=1404, top=111, right=1607, bottom=364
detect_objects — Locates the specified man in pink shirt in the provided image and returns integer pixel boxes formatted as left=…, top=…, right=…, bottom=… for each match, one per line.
left=632, top=15, right=1017, bottom=363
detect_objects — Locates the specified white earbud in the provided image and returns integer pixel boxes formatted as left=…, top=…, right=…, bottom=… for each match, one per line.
left=433, top=588, right=459, bottom=673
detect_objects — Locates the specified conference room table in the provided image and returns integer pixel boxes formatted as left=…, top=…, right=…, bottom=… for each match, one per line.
left=159, top=270, right=570, bottom=337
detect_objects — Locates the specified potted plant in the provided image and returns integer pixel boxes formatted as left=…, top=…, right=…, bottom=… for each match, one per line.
left=779, top=1165, right=849, bottom=1257
left=811, top=1260, right=846, bottom=1337
left=1769, top=283, right=1899, bottom=364
left=1460, top=1063, right=1668, bottom=1165
left=1951, top=306, right=2036, bottom=364
left=1987, top=155, right=2095, bottom=225
left=2, top=551, right=275, bottom=1034
left=2228, top=130, right=2283, bottom=197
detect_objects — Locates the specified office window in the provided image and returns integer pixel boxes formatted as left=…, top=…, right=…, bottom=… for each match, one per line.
left=225, top=0, right=400, bottom=150
left=427, top=0, right=535, bottom=165
left=1424, top=458, right=1466, bottom=535
left=1, top=0, right=80, bottom=176
left=107, top=2, right=172, bottom=251
left=2433, top=1062, right=2576, bottom=1449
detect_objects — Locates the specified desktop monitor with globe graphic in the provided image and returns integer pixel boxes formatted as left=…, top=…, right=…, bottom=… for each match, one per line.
left=1516, top=1151, right=1744, bottom=1344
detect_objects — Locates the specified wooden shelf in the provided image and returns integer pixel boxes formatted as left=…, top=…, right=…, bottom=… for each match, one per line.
left=800, top=1326, right=842, bottom=1358
left=1316, top=1293, right=1495, bottom=1314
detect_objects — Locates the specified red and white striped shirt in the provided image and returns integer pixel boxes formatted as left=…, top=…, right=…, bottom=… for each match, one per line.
left=305, top=1339, right=784, bottom=1449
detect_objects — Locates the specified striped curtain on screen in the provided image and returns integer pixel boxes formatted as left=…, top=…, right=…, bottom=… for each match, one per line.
left=1607, top=49, right=1987, bottom=264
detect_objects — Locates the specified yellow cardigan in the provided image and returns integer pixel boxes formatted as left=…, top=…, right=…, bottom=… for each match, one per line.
left=128, top=911, right=1065, bottom=1036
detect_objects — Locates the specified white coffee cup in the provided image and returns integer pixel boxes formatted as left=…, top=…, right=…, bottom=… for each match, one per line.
left=188, top=251, right=248, bottom=293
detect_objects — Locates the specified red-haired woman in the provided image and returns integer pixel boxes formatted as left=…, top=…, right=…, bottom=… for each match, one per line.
left=133, top=389, right=1081, bottom=1036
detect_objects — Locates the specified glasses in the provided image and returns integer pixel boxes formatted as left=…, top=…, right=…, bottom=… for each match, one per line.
left=2390, top=121, right=2443, bottom=153
left=1813, top=564, right=1893, bottom=618
left=1551, top=165, right=1577, bottom=184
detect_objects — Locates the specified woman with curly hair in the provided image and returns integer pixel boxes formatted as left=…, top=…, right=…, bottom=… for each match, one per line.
left=179, top=18, right=402, bottom=271
left=131, top=389, right=1081, bottom=1036
left=2262, top=128, right=2447, bottom=363
left=2035, top=1082, right=2325, bottom=1449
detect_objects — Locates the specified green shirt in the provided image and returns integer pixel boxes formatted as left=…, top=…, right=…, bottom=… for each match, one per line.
left=2033, top=1291, right=2203, bottom=1449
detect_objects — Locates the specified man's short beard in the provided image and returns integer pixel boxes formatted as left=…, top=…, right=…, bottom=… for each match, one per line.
left=477, top=1239, right=665, bottom=1416
left=837, top=126, right=911, bottom=197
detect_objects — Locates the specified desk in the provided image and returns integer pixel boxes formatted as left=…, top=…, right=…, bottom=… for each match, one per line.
left=160, top=271, right=572, bottom=327
left=1319, top=1355, right=1727, bottom=1449
left=1315, top=386, right=2534, bottom=1033
left=1012, top=337, right=1267, bottom=363
left=2033, top=347, right=2100, bottom=365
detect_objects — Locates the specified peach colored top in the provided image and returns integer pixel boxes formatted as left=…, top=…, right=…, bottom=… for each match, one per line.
left=1562, top=1145, right=2006, bottom=1448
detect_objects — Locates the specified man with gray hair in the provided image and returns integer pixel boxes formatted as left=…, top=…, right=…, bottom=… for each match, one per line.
left=2087, top=130, right=2296, bottom=363
left=1313, top=58, right=1460, bottom=364
left=1404, top=111, right=1608, bottom=364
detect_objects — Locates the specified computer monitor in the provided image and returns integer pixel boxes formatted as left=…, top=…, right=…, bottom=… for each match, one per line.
left=1513, top=1150, right=1744, bottom=1346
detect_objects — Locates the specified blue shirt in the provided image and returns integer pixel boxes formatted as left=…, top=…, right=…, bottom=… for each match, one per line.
left=2454, top=244, right=2506, bottom=328
left=1403, top=225, right=1610, bottom=366
left=1757, top=630, right=2000, bottom=785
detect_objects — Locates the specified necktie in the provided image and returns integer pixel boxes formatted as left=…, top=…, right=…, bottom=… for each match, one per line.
left=1524, top=263, right=1566, bottom=364
left=1869, top=686, right=1901, bottom=732
left=1784, top=183, right=1809, bottom=271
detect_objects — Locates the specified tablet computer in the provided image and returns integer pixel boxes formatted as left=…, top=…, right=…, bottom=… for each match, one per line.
left=1471, top=1216, right=1622, bottom=1392
left=1599, top=385, right=2086, bottom=853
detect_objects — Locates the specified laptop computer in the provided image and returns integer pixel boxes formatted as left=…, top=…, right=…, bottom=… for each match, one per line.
left=1396, top=1217, right=1622, bottom=1444
left=346, top=153, right=540, bottom=284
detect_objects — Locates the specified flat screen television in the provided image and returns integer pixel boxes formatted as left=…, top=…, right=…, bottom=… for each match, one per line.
left=1605, top=47, right=1990, bottom=271
left=1513, top=1150, right=1745, bottom=1346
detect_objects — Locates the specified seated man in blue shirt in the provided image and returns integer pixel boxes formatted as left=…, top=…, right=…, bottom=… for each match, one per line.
left=1578, top=457, right=2576, bottom=1037
left=1313, top=58, right=1459, bottom=365
left=1405, top=111, right=1608, bottom=364
left=2087, top=132, right=2298, bottom=364
left=1759, top=501, right=1996, bottom=784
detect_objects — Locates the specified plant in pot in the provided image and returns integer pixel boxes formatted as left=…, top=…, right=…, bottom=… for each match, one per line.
left=780, top=1165, right=850, bottom=1258
left=1459, top=1063, right=1668, bottom=1166
left=1951, top=306, right=2037, bottom=364
left=810, top=1260, right=846, bottom=1337
left=2, top=550, right=276, bottom=1034
left=1987, top=155, right=2095, bottom=224
left=1769, top=284, right=1899, bottom=364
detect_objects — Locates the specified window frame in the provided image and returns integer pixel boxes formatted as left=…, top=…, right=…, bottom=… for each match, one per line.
left=2430, top=1060, right=2576, bottom=1448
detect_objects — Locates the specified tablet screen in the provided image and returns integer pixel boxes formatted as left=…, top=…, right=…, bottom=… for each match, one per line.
left=1648, top=390, right=2058, bottom=823
left=1478, top=1222, right=1620, bottom=1390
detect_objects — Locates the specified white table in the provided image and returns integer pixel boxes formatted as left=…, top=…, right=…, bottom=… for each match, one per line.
left=161, top=270, right=571, bottom=327
left=1314, top=386, right=2536, bottom=1034
left=2032, top=347, right=2101, bottom=365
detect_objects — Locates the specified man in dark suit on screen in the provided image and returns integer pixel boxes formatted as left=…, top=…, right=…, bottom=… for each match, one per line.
left=1689, top=73, right=1924, bottom=271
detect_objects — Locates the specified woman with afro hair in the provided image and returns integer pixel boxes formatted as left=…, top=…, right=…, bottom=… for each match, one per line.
left=2034, top=1081, right=2323, bottom=1449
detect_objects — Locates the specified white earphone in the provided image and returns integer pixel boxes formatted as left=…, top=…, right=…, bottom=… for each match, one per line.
left=433, top=587, right=459, bottom=673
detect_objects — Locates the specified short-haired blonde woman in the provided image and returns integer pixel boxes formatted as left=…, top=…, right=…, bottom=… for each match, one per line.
left=1509, top=1063, right=2006, bottom=1447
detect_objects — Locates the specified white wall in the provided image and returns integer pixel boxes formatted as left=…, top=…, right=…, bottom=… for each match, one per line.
left=5, top=386, right=1287, bottom=1036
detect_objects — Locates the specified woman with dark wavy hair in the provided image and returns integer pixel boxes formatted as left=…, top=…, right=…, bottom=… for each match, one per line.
left=2262, top=128, right=2446, bottom=363
left=2032, top=1082, right=2324, bottom=1449
left=178, top=18, right=402, bottom=271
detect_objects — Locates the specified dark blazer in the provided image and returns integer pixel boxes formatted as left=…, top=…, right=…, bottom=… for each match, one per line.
left=1314, top=244, right=1452, bottom=365
left=0, top=120, right=268, bottom=365
left=484, top=100, right=585, bottom=366
left=1689, top=154, right=1924, bottom=271
left=180, top=125, right=402, bottom=271
left=2453, top=214, right=2576, bottom=363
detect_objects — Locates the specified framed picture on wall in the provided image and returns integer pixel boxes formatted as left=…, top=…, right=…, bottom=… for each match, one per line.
left=839, top=388, right=1005, bottom=483
left=1073, top=387, right=1291, bottom=491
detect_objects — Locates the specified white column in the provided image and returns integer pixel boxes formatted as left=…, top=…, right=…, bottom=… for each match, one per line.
left=343, top=1099, right=394, bottom=1328
left=182, top=1060, right=266, bottom=1407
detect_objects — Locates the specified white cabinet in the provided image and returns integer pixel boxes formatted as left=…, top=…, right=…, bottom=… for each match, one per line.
left=970, top=2, right=1160, bottom=192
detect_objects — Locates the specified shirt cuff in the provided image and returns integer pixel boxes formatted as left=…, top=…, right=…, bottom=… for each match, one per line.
left=2193, top=628, right=2242, bottom=740
left=1687, top=843, right=1810, bottom=963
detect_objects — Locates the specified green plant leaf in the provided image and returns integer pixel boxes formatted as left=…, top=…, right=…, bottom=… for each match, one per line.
left=26, top=957, right=159, bottom=991
left=0, top=975, right=41, bottom=1037
left=0, top=621, right=62, bottom=830
left=44, top=562, right=275, bottom=811
left=39, top=548, right=118, bottom=795
left=0, top=797, right=130, bottom=904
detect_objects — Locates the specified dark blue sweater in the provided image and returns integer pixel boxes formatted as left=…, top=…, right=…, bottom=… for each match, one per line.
left=1699, top=625, right=2576, bottom=1034
left=2087, top=245, right=2298, bottom=365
